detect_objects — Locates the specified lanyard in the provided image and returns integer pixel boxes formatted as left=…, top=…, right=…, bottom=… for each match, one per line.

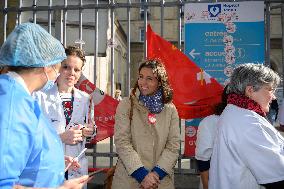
left=61, top=91, right=74, bottom=126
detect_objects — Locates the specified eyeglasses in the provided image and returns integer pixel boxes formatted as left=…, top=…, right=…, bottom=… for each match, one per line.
left=263, top=86, right=276, bottom=95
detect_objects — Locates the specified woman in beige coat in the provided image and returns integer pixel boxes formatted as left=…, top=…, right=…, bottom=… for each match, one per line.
left=112, top=59, right=180, bottom=189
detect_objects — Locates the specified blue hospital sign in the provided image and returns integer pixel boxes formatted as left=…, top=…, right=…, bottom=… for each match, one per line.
left=184, top=1, right=264, bottom=85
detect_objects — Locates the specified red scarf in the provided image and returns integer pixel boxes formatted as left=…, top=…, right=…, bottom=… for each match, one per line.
left=227, top=93, right=266, bottom=117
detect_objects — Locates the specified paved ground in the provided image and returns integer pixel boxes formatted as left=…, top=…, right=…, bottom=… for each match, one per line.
left=88, top=171, right=200, bottom=189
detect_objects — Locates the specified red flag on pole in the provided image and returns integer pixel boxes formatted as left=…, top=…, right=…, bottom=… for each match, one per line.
left=147, top=25, right=223, bottom=119
left=76, top=75, right=119, bottom=143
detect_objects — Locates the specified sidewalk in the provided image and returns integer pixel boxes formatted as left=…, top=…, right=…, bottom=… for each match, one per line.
left=87, top=171, right=200, bottom=189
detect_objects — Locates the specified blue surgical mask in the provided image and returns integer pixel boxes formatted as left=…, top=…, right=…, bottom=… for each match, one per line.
left=41, top=79, right=56, bottom=91
left=41, top=66, right=60, bottom=92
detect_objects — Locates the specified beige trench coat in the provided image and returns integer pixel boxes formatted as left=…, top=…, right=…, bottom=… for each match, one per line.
left=112, top=93, right=180, bottom=189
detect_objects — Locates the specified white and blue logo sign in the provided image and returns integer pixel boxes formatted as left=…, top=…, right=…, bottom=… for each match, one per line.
left=208, top=4, right=221, bottom=17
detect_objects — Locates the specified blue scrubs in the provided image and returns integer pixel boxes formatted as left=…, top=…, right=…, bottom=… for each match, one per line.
left=0, top=74, right=65, bottom=188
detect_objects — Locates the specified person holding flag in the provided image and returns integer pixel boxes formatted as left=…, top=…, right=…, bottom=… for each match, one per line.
left=112, top=59, right=180, bottom=189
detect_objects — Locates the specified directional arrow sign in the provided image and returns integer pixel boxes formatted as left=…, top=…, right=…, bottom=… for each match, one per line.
left=189, top=49, right=200, bottom=59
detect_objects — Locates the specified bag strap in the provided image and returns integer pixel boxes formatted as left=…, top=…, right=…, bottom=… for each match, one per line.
left=129, top=95, right=134, bottom=126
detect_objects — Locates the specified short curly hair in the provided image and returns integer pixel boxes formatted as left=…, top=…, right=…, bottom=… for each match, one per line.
left=65, top=46, right=86, bottom=66
left=132, top=58, right=173, bottom=104
left=227, top=63, right=280, bottom=95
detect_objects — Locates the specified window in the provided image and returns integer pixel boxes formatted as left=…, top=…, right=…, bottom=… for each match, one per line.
left=140, top=28, right=145, bottom=42
left=140, top=0, right=145, bottom=13
left=180, top=5, right=184, bottom=17
left=181, top=25, right=184, bottom=42
left=140, top=0, right=150, bottom=19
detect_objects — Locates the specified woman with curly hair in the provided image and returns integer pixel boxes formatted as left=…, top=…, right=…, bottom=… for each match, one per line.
left=112, top=59, right=180, bottom=189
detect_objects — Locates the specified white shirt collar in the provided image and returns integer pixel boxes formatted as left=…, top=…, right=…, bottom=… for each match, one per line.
left=6, top=71, right=31, bottom=95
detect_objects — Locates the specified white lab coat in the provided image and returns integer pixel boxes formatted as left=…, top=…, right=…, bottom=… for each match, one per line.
left=34, top=84, right=90, bottom=182
left=209, top=104, right=284, bottom=189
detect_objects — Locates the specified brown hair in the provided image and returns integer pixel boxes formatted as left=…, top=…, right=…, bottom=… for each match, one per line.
left=65, top=46, right=86, bottom=66
left=131, top=58, right=173, bottom=104
left=0, top=66, right=9, bottom=74
left=214, top=85, right=228, bottom=115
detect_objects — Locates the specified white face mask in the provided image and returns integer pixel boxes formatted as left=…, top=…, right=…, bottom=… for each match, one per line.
left=41, top=66, right=60, bottom=91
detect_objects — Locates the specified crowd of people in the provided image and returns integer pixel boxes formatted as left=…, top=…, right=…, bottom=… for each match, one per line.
left=1, top=22, right=284, bottom=189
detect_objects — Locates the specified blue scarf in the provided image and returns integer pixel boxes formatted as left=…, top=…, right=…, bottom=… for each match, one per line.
left=139, top=88, right=164, bottom=114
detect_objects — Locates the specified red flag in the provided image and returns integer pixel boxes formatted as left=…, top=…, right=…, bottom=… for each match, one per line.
left=147, top=25, right=223, bottom=119
left=75, top=75, right=119, bottom=143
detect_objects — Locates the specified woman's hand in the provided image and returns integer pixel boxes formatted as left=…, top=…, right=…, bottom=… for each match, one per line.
left=60, top=127, right=83, bottom=145
left=82, top=124, right=95, bottom=137
left=64, top=155, right=81, bottom=171
left=140, top=172, right=160, bottom=189
left=59, top=175, right=89, bottom=189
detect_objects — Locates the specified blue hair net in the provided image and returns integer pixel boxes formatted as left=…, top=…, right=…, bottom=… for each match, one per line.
left=0, top=23, right=66, bottom=67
